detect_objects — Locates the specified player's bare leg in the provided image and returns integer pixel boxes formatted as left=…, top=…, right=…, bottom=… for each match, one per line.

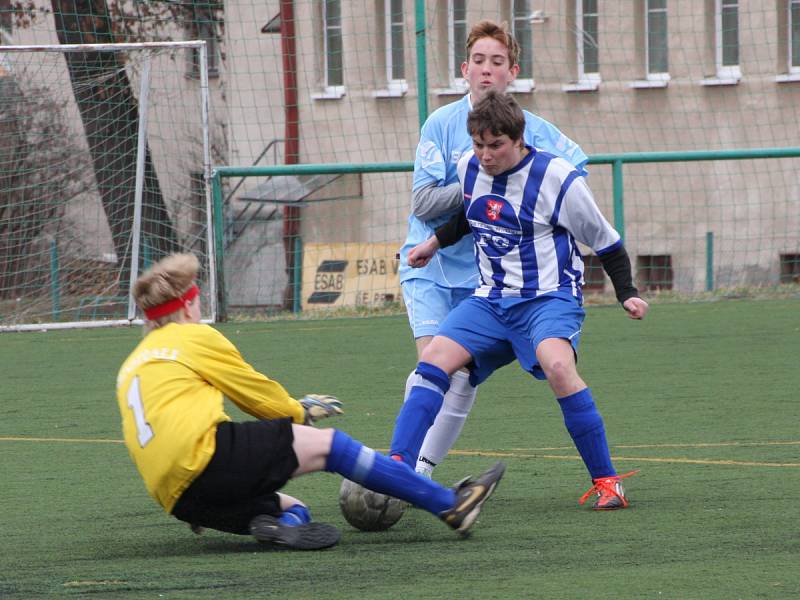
left=537, top=337, right=633, bottom=509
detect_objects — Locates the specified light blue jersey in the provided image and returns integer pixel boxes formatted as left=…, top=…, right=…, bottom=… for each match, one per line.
left=399, top=94, right=588, bottom=289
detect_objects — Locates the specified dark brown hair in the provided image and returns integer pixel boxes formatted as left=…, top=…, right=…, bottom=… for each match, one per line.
left=467, top=90, right=526, bottom=142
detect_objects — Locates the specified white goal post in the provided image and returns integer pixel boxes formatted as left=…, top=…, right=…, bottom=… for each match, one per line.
left=0, top=41, right=216, bottom=331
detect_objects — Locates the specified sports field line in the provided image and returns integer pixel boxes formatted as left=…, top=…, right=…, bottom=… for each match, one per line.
left=0, top=436, right=124, bottom=444
left=446, top=449, right=800, bottom=468
left=2, top=436, right=798, bottom=468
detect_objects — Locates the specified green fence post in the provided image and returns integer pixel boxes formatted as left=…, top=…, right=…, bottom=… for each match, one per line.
left=211, top=170, right=228, bottom=321
left=706, top=231, right=714, bottom=291
left=612, top=159, right=625, bottom=240
left=415, top=0, right=428, bottom=128
left=293, top=235, right=303, bottom=314
left=50, top=239, right=60, bottom=320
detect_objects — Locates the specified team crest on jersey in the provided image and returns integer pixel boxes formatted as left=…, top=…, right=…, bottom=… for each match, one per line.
left=486, top=200, right=503, bottom=221
left=467, top=193, right=522, bottom=259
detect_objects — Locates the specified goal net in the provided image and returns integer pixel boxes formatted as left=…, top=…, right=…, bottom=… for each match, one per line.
left=3, top=2, right=799, bottom=325
left=209, top=1, right=800, bottom=318
left=0, top=41, right=215, bottom=331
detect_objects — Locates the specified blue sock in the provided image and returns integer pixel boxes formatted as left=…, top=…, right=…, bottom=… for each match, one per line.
left=558, top=388, right=616, bottom=480
left=325, top=429, right=455, bottom=515
left=389, top=362, right=450, bottom=466
left=278, top=504, right=311, bottom=527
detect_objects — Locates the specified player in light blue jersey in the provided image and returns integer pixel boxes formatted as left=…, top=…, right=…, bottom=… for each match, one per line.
left=394, top=91, right=649, bottom=510
left=400, top=20, right=588, bottom=478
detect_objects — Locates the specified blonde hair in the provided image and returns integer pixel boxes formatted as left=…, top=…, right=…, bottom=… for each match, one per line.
left=133, top=253, right=199, bottom=331
left=466, top=20, right=520, bottom=67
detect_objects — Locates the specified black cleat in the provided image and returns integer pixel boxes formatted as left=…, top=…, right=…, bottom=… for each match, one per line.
left=249, top=515, right=341, bottom=550
left=439, top=461, right=506, bottom=537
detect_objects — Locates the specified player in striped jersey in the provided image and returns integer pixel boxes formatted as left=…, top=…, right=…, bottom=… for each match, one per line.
left=391, top=91, right=649, bottom=510
left=116, top=253, right=505, bottom=549
left=400, top=20, right=588, bottom=479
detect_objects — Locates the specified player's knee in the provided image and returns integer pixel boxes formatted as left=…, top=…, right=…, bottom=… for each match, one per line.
left=418, top=339, right=468, bottom=373
left=292, top=424, right=335, bottom=473
left=543, top=359, right=577, bottom=388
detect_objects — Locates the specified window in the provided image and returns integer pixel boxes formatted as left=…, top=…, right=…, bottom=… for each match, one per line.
left=779, top=253, right=800, bottom=283
left=0, top=0, right=12, bottom=38
left=324, top=0, right=343, bottom=87
left=647, top=0, right=669, bottom=77
left=374, top=0, right=407, bottom=97
left=778, top=0, right=800, bottom=81
left=792, top=0, right=800, bottom=72
left=564, top=0, right=600, bottom=91
left=636, top=255, right=674, bottom=291
left=579, top=0, right=599, bottom=78
left=509, top=0, right=535, bottom=92
left=631, top=0, right=669, bottom=88
left=449, top=0, right=468, bottom=89
left=186, top=9, right=219, bottom=79
left=700, top=0, right=740, bottom=85
left=716, top=0, right=740, bottom=78
left=313, top=0, right=345, bottom=99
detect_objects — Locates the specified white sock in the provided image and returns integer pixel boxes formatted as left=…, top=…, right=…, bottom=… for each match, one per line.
left=415, top=369, right=477, bottom=473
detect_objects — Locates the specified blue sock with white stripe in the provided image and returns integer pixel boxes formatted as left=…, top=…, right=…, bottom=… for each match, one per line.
left=389, top=362, right=451, bottom=466
left=558, top=388, right=616, bottom=479
left=325, top=429, right=455, bottom=515
left=278, top=504, right=311, bottom=527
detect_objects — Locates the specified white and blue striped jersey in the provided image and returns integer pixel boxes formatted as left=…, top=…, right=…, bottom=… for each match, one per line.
left=399, top=94, right=588, bottom=288
left=457, top=146, right=621, bottom=303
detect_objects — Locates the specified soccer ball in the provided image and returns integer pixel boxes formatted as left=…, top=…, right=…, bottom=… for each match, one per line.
left=338, top=478, right=407, bottom=532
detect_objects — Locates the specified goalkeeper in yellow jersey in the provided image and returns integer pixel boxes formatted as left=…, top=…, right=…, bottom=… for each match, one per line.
left=116, top=253, right=505, bottom=550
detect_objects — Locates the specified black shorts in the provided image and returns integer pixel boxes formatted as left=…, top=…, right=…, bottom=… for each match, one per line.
left=172, top=418, right=299, bottom=535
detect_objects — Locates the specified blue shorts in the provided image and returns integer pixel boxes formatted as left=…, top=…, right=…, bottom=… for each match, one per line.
left=402, top=279, right=475, bottom=338
left=437, top=294, right=585, bottom=385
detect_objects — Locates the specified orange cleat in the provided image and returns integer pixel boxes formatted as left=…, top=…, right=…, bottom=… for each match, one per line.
left=579, top=470, right=639, bottom=510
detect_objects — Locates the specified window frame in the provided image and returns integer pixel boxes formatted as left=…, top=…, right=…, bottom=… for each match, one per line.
left=564, top=0, right=601, bottom=91
left=577, top=0, right=600, bottom=81
left=508, top=0, right=535, bottom=93
left=379, top=0, right=408, bottom=96
left=715, top=0, right=740, bottom=79
left=645, top=0, right=669, bottom=80
left=447, top=0, right=468, bottom=91
left=789, top=0, right=800, bottom=74
left=314, top=0, right=346, bottom=100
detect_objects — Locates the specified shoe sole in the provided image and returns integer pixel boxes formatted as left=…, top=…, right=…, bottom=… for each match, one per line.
left=592, top=500, right=629, bottom=510
left=592, top=485, right=629, bottom=510
left=454, top=462, right=506, bottom=537
left=250, top=515, right=341, bottom=550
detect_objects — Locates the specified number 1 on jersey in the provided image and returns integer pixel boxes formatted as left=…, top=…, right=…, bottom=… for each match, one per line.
left=127, top=376, right=154, bottom=447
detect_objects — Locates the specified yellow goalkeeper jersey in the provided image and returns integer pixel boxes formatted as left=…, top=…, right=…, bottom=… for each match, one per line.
left=115, top=323, right=305, bottom=513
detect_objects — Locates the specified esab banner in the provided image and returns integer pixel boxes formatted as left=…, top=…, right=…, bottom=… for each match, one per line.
left=302, top=243, right=401, bottom=311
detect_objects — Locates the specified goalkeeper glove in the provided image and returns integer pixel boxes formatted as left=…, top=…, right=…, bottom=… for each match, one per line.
left=300, top=394, right=343, bottom=424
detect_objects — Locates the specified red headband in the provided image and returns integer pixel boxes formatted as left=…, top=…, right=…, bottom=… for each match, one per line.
left=144, top=284, right=200, bottom=320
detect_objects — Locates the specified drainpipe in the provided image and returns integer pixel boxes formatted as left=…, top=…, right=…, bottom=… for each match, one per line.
left=280, top=0, right=300, bottom=311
